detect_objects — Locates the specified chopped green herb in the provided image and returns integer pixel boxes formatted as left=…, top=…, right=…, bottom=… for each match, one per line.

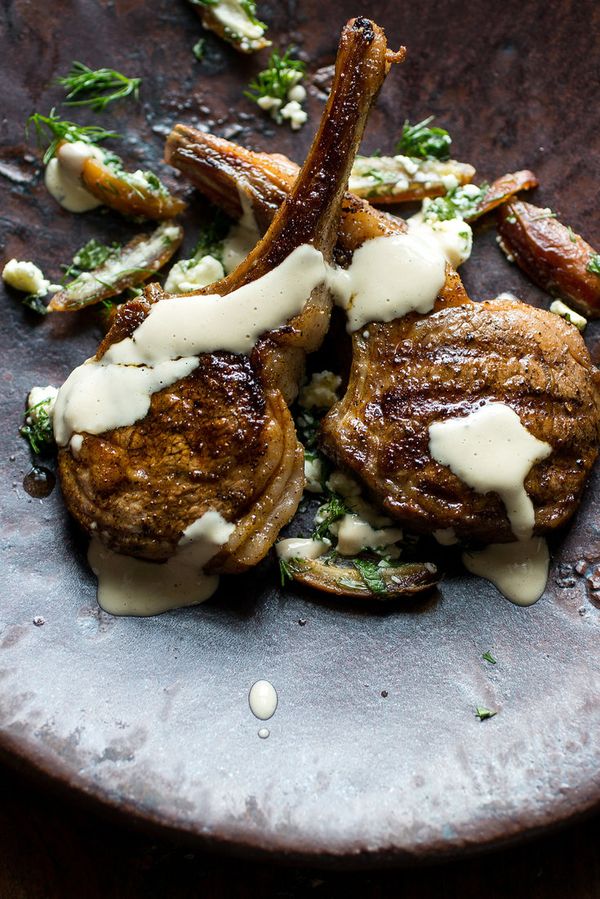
left=505, top=215, right=517, bottom=224
left=57, top=62, right=141, bottom=112
left=475, top=706, right=497, bottom=721
left=192, top=38, right=206, bottom=60
left=27, top=109, right=119, bottom=164
left=395, top=116, right=452, bottom=160
left=20, top=399, right=54, bottom=453
left=295, top=409, right=320, bottom=451
left=586, top=253, right=600, bottom=275
left=245, top=47, right=305, bottom=106
left=189, top=0, right=218, bottom=6
left=279, top=557, right=296, bottom=586
left=353, top=559, right=386, bottom=594
left=422, top=183, right=487, bottom=223
left=531, top=209, right=557, bottom=221
left=313, top=494, right=349, bottom=540
left=62, top=238, right=121, bottom=281
left=21, top=293, right=49, bottom=315
left=482, top=651, right=497, bottom=665
left=189, top=208, right=231, bottom=265
left=567, top=225, right=577, bottom=243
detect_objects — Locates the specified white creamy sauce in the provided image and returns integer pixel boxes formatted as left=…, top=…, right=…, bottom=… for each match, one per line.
left=333, top=514, right=403, bottom=557
left=164, top=254, right=224, bottom=293
left=89, top=510, right=234, bottom=616
left=212, top=0, right=265, bottom=41
left=428, top=402, right=553, bottom=606
left=335, top=232, right=447, bottom=332
left=257, top=727, right=270, bottom=739
left=248, top=680, right=278, bottom=720
left=463, top=538, right=549, bottom=607
left=53, top=357, right=198, bottom=445
left=429, top=403, right=552, bottom=540
left=69, top=433, right=83, bottom=458
left=276, top=537, right=330, bottom=560
left=222, top=187, right=260, bottom=274
left=45, top=141, right=104, bottom=213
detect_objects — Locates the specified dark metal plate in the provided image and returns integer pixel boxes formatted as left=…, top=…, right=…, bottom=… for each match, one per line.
left=1, top=0, right=600, bottom=866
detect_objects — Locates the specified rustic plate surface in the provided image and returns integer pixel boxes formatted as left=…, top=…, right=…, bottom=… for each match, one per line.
left=1, top=0, right=600, bottom=865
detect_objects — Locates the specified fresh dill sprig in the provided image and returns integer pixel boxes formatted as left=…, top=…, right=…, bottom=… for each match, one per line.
left=482, top=651, right=497, bottom=665
left=245, top=47, right=305, bottom=105
left=586, top=253, right=600, bottom=275
left=239, top=0, right=264, bottom=28
left=395, top=116, right=452, bottom=160
left=27, top=109, right=119, bottom=164
left=57, top=62, right=141, bottom=112
left=189, top=0, right=218, bottom=6
left=353, top=559, right=386, bottom=594
left=279, top=557, right=295, bottom=586
left=62, top=238, right=121, bottom=281
left=20, top=399, right=54, bottom=454
left=190, top=208, right=231, bottom=264
left=313, top=493, right=349, bottom=540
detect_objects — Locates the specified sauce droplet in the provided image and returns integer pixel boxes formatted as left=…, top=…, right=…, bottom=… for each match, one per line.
left=248, top=680, right=278, bottom=720
left=258, top=727, right=270, bottom=739
left=22, top=466, right=55, bottom=498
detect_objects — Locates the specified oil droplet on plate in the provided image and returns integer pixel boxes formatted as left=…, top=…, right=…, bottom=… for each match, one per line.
left=22, top=466, right=55, bottom=498
left=249, top=680, right=278, bottom=720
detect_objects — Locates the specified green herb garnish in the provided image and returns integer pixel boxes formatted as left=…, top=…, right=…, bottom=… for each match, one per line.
left=567, top=225, right=577, bottom=243
left=482, top=651, right=497, bottom=665
left=395, top=116, right=452, bottom=160
left=422, top=183, right=487, bottom=223
left=21, top=294, right=48, bottom=315
left=189, top=0, right=218, bottom=6
left=27, top=109, right=119, bottom=164
left=245, top=47, right=305, bottom=106
left=475, top=706, right=497, bottom=721
left=189, top=208, right=231, bottom=265
left=62, top=238, right=121, bottom=281
left=313, top=494, right=349, bottom=540
left=20, top=399, right=54, bottom=454
left=586, top=253, right=600, bottom=275
left=57, top=62, right=141, bottom=112
left=353, top=559, right=386, bottom=594
left=192, top=38, right=206, bottom=60
left=279, top=557, right=295, bottom=586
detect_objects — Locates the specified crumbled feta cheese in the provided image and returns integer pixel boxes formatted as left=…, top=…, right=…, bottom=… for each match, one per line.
left=325, top=470, right=394, bottom=528
left=304, top=455, right=325, bottom=493
left=549, top=299, right=587, bottom=331
left=496, top=235, right=515, bottom=263
left=298, top=371, right=341, bottom=410
left=165, top=254, right=224, bottom=294
left=287, top=84, right=306, bottom=103
left=257, top=95, right=282, bottom=112
left=3, top=259, right=54, bottom=297
left=27, top=385, right=59, bottom=416
left=280, top=100, right=307, bottom=131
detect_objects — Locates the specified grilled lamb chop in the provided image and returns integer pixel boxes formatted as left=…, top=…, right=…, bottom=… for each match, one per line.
left=321, top=296, right=600, bottom=543
left=57, top=18, right=403, bottom=571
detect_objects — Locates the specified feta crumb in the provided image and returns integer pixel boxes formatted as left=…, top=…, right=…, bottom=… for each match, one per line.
left=304, top=455, right=325, bottom=493
left=3, top=259, right=52, bottom=296
left=298, top=371, right=341, bottom=410
left=496, top=235, right=515, bottom=263
left=27, top=385, right=59, bottom=417
left=287, top=84, right=306, bottom=103
left=165, top=255, right=224, bottom=294
left=280, top=100, right=307, bottom=131
left=326, top=470, right=394, bottom=528
left=257, top=95, right=282, bottom=112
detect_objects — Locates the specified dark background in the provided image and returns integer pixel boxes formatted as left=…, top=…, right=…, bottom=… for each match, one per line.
left=1, top=0, right=600, bottom=894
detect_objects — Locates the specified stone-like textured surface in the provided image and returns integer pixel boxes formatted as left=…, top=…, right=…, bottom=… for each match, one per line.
left=0, top=0, right=599, bottom=865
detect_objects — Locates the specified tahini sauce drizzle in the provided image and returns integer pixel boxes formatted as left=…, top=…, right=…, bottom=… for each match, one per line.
left=248, top=680, right=278, bottom=720
left=45, top=141, right=104, bottom=213
left=88, top=511, right=235, bottom=616
left=428, top=402, right=553, bottom=605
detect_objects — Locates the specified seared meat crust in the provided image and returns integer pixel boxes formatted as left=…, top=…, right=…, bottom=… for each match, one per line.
left=321, top=298, right=600, bottom=543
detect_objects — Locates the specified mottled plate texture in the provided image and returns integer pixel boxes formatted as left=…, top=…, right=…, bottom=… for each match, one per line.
left=1, top=0, right=600, bottom=867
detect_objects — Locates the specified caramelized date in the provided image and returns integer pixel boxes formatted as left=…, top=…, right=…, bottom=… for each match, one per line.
left=498, top=200, right=600, bottom=317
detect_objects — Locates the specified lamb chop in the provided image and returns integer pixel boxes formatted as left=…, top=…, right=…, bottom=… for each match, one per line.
left=166, top=129, right=600, bottom=546
left=55, top=18, right=403, bottom=572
